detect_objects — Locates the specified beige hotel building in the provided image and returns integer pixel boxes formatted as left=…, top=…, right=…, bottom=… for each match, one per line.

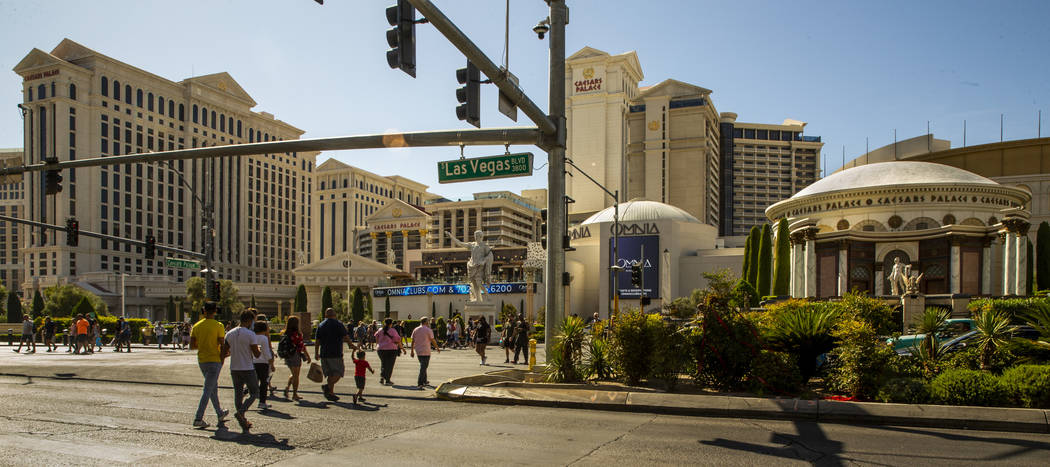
left=12, top=39, right=317, bottom=316
left=0, top=149, right=24, bottom=291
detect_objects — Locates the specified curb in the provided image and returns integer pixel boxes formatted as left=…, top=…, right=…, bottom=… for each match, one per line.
left=435, top=382, right=1050, bottom=434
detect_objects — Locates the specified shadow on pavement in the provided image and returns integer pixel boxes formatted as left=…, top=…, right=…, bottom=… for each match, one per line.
left=295, top=400, right=328, bottom=409
left=258, top=409, right=295, bottom=420
left=871, top=425, right=1050, bottom=461
left=330, top=401, right=382, bottom=411
left=211, top=424, right=295, bottom=450
left=700, top=420, right=844, bottom=466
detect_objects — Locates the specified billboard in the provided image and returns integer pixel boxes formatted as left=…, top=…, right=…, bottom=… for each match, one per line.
left=611, top=235, right=660, bottom=298
left=373, top=282, right=530, bottom=297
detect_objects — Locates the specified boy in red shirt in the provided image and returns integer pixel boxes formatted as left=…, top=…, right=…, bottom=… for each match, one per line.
left=352, top=351, right=374, bottom=405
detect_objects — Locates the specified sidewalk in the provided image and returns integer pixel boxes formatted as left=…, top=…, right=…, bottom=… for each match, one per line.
left=435, top=370, right=1050, bottom=434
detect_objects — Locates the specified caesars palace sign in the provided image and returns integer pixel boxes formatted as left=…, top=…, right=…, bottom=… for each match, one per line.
left=575, top=67, right=602, bottom=93
left=781, top=192, right=1021, bottom=218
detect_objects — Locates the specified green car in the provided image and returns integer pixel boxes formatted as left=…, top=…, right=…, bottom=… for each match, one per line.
left=887, top=318, right=975, bottom=353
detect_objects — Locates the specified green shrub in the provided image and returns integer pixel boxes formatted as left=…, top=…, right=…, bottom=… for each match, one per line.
left=876, top=377, right=930, bottom=404
left=943, top=345, right=1019, bottom=374
left=650, top=320, right=689, bottom=391
left=609, top=310, right=653, bottom=386
left=929, top=369, right=1009, bottom=407
left=690, top=307, right=761, bottom=391
left=836, top=292, right=898, bottom=336
left=968, top=297, right=1050, bottom=324
left=746, top=350, right=802, bottom=396
left=585, top=336, right=613, bottom=381
left=999, top=365, right=1050, bottom=408
left=732, top=280, right=760, bottom=309
left=826, top=319, right=895, bottom=399
left=544, top=316, right=586, bottom=383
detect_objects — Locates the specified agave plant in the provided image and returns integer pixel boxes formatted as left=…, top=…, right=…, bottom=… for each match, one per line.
left=766, top=304, right=839, bottom=381
left=585, top=336, right=613, bottom=380
left=972, top=308, right=1016, bottom=370
left=1022, top=302, right=1050, bottom=350
left=544, top=315, right=587, bottom=382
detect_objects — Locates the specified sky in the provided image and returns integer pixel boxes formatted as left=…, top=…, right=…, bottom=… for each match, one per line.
left=1, top=0, right=1048, bottom=201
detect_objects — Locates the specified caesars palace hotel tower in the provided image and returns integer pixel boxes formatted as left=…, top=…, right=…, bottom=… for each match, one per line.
left=565, top=47, right=721, bottom=226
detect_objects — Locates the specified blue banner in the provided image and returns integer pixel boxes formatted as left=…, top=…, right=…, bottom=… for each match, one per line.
left=611, top=235, right=660, bottom=298
left=373, top=282, right=530, bottom=297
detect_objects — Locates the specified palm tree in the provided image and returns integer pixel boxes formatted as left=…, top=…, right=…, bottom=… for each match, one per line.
left=913, top=307, right=951, bottom=359
left=972, top=308, right=1016, bottom=370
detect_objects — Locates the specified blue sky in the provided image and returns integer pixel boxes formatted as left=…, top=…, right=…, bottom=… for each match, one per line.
left=1, top=0, right=1047, bottom=201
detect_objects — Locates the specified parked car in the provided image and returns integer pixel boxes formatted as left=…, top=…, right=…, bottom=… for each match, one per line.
left=887, top=318, right=975, bottom=353
left=897, top=325, right=1040, bottom=356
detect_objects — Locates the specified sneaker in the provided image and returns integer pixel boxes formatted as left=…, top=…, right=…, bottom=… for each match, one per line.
left=258, top=402, right=269, bottom=410
left=218, top=409, right=230, bottom=422
left=192, top=419, right=209, bottom=428
left=482, top=356, right=487, bottom=365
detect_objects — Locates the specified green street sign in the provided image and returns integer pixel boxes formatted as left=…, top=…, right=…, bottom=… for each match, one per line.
left=437, top=152, right=533, bottom=184
left=165, top=257, right=201, bottom=270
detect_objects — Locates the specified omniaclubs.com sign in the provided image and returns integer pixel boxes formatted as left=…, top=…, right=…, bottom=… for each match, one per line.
left=373, top=283, right=530, bottom=297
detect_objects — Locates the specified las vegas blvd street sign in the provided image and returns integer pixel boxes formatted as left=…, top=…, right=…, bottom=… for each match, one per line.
left=437, top=152, right=533, bottom=183
left=165, top=257, right=201, bottom=269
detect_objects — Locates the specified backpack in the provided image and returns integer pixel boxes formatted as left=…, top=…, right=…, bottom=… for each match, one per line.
left=277, top=333, right=294, bottom=359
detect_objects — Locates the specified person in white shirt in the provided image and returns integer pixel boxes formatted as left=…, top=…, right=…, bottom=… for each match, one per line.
left=252, top=319, right=276, bottom=410
left=155, top=322, right=165, bottom=349
left=222, top=310, right=261, bottom=432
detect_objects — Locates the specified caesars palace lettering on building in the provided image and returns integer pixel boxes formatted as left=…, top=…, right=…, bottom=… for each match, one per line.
left=786, top=193, right=1020, bottom=217
left=369, top=220, right=423, bottom=232
left=575, top=78, right=602, bottom=93
left=24, top=69, right=59, bottom=81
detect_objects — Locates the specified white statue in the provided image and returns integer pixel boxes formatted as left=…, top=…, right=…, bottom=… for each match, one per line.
left=445, top=229, right=493, bottom=303
left=902, top=264, right=924, bottom=295
left=386, top=242, right=397, bottom=267
left=888, top=257, right=906, bottom=296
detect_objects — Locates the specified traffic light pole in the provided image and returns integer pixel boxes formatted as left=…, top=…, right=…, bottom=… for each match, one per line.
left=0, top=214, right=205, bottom=259
left=545, top=0, right=568, bottom=345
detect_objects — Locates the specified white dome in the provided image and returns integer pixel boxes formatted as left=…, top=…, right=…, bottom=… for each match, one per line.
left=794, top=161, right=998, bottom=199
left=581, top=199, right=701, bottom=225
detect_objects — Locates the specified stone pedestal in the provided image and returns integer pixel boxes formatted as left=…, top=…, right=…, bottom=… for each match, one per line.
left=464, top=301, right=498, bottom=344
left=901, top=294, right=926, bottom=331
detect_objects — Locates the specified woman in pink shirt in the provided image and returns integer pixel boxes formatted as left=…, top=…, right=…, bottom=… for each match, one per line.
left=374, top=318, right=404, bottom=385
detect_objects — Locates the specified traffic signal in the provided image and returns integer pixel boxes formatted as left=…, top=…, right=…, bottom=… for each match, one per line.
left=539, top=208, right=548, bottom=249
left=144, top=234, right=156, bottom=259
left=65, top=217, right=79, bottom=247
left=208, top=279, right=222, bottom=301
left=630, top=262, right=642, bottom=288
left=456, top=61, right=480, bottom=128
left=385, top=0, right=417, bottom=78
left=44, top=169, right=62, bottom=195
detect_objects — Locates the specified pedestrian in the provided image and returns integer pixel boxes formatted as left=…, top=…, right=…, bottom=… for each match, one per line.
left=15, top=314, right=35, bottom=353
left=43, top=317, right=56, bottom=352
left=181, top=322, right=191, bottom=349
left=113, top=318, right=125, bottom=352
left=513, top=319, right=530, bottom=364
left=314, top=307, right=358, bottom=401
left=75, top=315, right=90, bottom=354
left=92, top=319, right=102, bottom=352
left=374, top=318, right=404, bottom=385
left=447, top=319, right=458, bottom=349
left=396, top=320, right=407, bottom=346
left=223, top=310, right=262, bottom=432
left=501, top=318, right=513, bottom=363
left=351, top=350, right=373, bottom=405
left=190, top=302, right=228, bottom=429
left=280, top=315, right=311, bottom=401
left=475, top=316, right=491, bottom=365
left=410, top=317, right=440, bottom=389
left=252, top=319, right=275, bottom=410
left=367, top=320, right=378, bottom=350
left=67, top=318, right=77, bottom=353
left=155, top=321, right=165, bottom=349
left=354, top=320, right=367, bottom=347
left=121, top=318, right=132, bottom=352
left=169, top=324, right=178, bottom=350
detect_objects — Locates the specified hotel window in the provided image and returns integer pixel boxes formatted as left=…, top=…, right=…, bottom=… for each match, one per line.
left=178, top=104, right=185, bottom=121
left=124, top=85, right=131, bottom=104
left=220, top=114, right=225, bottom=132
left=38, top=84, right=46, bottom=100
left=158, top=96, right=165, bottom=114
left=237, top=120, right=242, bottom=137
left=101, top=76, right=108, bottom=96
left=210, top=111, right=216, bottom=129
left=202, top=107, right=208, bottom=126
left=113, top=80, right=120, bottom=100
left=136, top=89, right=143, bottom=107
left=147, top=93, right=154, bottom=111
left=168, top=101, right=175, bottom=118
left=192, top=104, right=199, bottom=123
left=69, top=83, right=77, bottom=100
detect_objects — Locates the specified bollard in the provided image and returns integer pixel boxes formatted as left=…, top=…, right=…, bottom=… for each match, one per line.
left=528, top=338, right=537, bottom=372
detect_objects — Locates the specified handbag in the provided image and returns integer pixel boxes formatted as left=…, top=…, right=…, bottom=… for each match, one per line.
left=307, top=362, right=324, bottom=383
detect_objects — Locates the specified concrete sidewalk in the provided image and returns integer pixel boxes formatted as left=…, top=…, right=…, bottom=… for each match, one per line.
left=435, top=371, right=1050, bottom=434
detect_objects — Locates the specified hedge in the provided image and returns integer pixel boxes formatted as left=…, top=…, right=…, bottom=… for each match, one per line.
left=929, top=369, right=1009, bottom=407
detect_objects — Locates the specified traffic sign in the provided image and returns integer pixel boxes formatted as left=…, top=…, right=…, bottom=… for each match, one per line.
left=438, top=152, right=533, bottom=184
left=165, top=257, right=201, bottom=269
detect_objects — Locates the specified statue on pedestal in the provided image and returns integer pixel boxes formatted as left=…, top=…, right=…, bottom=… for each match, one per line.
left=902, top=264, right=924, bottom=295
left=446, top=230, right=493, bottom=303
left=889, top=257, right=906, bottom=296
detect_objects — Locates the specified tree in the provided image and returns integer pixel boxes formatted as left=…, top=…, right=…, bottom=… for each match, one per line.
left=366, top=293, right=373, bottom=316
left=756, top=223, right=773, bottom=297
left=351, top=287, right=365, bottom=323
left=746, top=225, right=761, bottom=288
left=185, top=277, right=206, bottom=313
left=32, top=290, right=45, bottom=318
left=167, top=296, right=176, bottom=322
left=321, top=286, right=333, bottom=313
left=294, top=285, right=307, bottom=316
left=0, top=283, right=8, bottom=321
left=218, top=280, right=244, bottom=318
left=7, top=289, right=21, bottom=323
left=772, top=218, right=791, bottom=296
left=1038, top=222, right=1050, bottom=292
left=73, top=297, right=94, bottom=318
left=42, top=285, right=107, bottom=317
left=742, top=230, right=753, bottom=286
left=384, top=295, right=391, bottom=318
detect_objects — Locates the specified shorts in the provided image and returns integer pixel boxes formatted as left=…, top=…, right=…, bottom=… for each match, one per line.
left=77, top=334, right=89, bottom=344
left=321, top=357, right=345, bottom=378
left=284, top=353, right=302, bottom=368
left=355, top=376, right=366, bottom=389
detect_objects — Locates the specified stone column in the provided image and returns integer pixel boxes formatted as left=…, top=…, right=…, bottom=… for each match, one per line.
left=275, top=300, right=283, bottom=321
left=1002, top=232, right=1015, bottom=295
left=981, top=238, right=992, bottom=296
left=401, top=230, right=410, bottom=268
left=790, top=230, right=806, bottom=298
left=874, top=263, right=884, bottom=296
left=837, top=240, right=849, bottom=296
left=950, top=236, right=962, bottom=295
left=804, top=229, right=817, bottom=298
left=788, top=242, right=796, bottom=297
left=369, top=232, right=378, bottom=261
left=1015, top=223, right=1030, bottom=295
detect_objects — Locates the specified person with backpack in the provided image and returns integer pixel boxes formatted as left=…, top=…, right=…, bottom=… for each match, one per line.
left=474, top=317, right=491, bottom=365
left=279, top=315, right=310, bottom=401
left=374, top=318, right=404, bottom=385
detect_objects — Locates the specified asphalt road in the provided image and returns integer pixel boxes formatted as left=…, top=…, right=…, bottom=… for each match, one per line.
left=0, top=345, right=1048, bottom=466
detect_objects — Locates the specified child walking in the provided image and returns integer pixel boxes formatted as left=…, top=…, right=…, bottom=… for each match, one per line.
left=352, top=351, right=374, bottom=405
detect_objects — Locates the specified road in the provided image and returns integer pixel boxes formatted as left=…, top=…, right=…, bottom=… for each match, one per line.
left=0, top=345, right=1048, bottom=465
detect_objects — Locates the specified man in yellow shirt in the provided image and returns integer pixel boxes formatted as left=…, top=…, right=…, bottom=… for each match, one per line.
left=190, top=302, right=228, bottom=428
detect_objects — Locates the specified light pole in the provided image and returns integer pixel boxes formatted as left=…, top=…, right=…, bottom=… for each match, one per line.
left=565, top=158, right=621, bottom=317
